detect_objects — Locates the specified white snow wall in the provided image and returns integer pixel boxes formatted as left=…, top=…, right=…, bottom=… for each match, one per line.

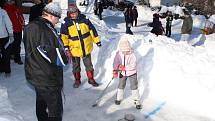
left=149, top=0, right=181, bottom=6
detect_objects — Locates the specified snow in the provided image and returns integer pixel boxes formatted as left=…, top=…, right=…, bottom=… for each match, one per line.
left=158, top=5, right=185, bottom=18
left=1, top=2, right=215, bottom=121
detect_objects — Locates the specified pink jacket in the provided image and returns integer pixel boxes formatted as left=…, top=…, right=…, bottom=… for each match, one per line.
left=113, top=51, right=137, bottom=76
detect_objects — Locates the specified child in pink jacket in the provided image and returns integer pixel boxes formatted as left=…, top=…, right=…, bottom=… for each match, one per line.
left=113, top=35, right=142, bottom=109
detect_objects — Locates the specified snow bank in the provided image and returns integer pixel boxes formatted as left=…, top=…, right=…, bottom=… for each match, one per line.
left=134, top=33, right=215, bottom=120
left=0, top=86, right=24, bottom=121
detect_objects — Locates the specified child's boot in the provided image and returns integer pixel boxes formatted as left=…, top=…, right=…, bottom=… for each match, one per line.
left=115, top=89, right=124, bottom=105
left=132, top=89, right=142, bottom=109
left=134, top=100, right=142, bottom=109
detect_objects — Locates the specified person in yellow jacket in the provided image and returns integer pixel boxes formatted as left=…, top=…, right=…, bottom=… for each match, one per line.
left=61, top=5, right=101, bottom=88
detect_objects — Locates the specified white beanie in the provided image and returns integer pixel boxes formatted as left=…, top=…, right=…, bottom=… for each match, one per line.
left=43, top=2, right=62, bottom=18
left=118, top=35, right=132, bottom=52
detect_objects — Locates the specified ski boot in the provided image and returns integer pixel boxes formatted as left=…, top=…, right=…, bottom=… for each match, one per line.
left=134, top=100, right=142, bottom=109
left=115, top=89, right=124, bottom=105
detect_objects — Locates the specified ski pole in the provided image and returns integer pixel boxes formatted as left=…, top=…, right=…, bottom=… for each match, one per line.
left=92, top=77, right=114, bottom=107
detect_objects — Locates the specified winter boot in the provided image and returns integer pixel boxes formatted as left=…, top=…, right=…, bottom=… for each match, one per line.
left=115, top=100, right=121, bottom=105
left=135, top=104, right=142, bottom=109
left=86, top=71, right=99, bottom=87
left=132, top=89, right=142, bottom=109
left=73, top=72, right=81, bottom=88
left=115, top=89, right=124, bottom=105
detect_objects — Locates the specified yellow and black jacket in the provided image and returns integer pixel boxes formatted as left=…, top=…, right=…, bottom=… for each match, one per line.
left=60, top=14, right=100, bottom=57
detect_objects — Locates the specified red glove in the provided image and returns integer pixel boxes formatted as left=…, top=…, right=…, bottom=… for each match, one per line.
left=113, top=70, right=118, bottom=78
left=118, top=64, right=125, bottom=71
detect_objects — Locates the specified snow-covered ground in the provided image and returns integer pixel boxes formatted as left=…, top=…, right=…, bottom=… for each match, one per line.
left=1, top=2, right=215, bottom=121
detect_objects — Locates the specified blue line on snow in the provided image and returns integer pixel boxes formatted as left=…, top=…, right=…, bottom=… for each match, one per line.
left=144, top=102, right=166, bottom=119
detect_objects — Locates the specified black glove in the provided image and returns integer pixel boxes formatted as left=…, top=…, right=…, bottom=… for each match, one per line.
left=64, top=46, right=69, bottom=51
left=96, top=42, right=101, bottom=47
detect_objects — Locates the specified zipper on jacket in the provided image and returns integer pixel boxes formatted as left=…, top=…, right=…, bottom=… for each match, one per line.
left=74, top=21, right=86, bottom=57
left=123, top=55, right=126, bottom=76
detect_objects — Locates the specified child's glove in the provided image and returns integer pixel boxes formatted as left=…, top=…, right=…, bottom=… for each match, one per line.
left=118, top=64, right=125, bottom=71
left=113, top=70, right=118, bottom=78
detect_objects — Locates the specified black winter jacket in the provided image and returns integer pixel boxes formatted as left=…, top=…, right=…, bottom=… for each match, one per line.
left=132, top=8, right=138, bottom=19
left=149, top=18, right=164, bottom=36
left=23, top=17, right=65, bottom=87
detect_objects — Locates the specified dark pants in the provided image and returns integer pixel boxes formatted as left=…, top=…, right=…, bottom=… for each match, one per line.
left=72, top=54, right=94, bottom=73
left=35, top=86, right=63, bottom=121
left=0, top=37, right=11, bottom=73
left=166, top=25, right=171, bottom=37
left=133, top=18, right=137, bottom=26
left=98, top=13, right=102, bottom=20
left=9, top=32, right=22, bottom=62
left=126, top=23, right=133, bottom=35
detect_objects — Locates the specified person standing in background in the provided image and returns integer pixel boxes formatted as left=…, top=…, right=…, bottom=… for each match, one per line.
left=0, top=0, right=14, bottom=77
left=29, top=0, right=46, bottom=22
left=148, top=13, right=164, bottom=36
left=180, top=10, right=193, bottom=41
left=4, top=0, right=24, bottom=65
left=132, top=6, right=138, bottom=27
left=23, top=2, right=68, bottom=121
left=61, top=5, right=101, bottom=88
left=181, top=10, right=193, bottom=35
left=94, top=0, right=103, bottom=20
left=124, top=7, right=133, bottom=35
left=165, top=11, right=173, bottom=37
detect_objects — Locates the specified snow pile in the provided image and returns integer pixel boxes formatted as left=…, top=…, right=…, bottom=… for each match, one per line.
left=158, top=5, right=185, bottom=16
left=0, top=86, right=24, bottom=121
left=132, top=33, right=215, bottom=120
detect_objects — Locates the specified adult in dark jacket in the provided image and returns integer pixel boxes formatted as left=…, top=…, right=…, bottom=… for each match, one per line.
left=94, top=0, right=103, bottom=20
left=124, top=7, right=133, bottom=35
left=29, top=0, right=45, bottom=22
left=165, top=11, right=173, bottom=37
left=97, top=2, right=103, bottom=20
left=148, top=13, right=164, bottom=36
left=132, top=6, right=138, bottom=26
left=23, top=2, right=68, bottom=121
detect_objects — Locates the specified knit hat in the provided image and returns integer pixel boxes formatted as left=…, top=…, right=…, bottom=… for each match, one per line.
left=118, top=35, right=132, bottom=52
left=68, top=4, right=79, bottom=13
left=43, top=2, right=62, bottom=18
